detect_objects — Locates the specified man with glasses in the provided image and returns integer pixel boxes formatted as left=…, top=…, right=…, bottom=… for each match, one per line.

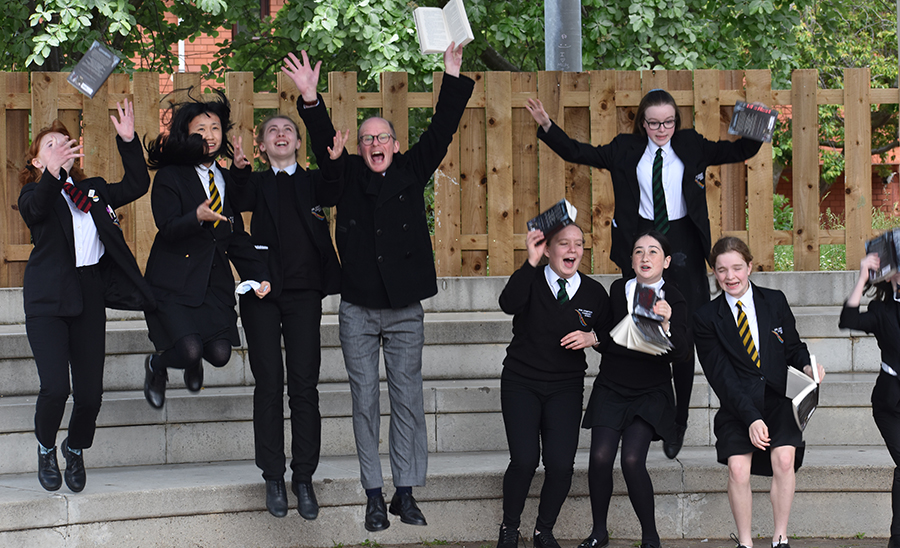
left=283, top=43, right=473, bottom=532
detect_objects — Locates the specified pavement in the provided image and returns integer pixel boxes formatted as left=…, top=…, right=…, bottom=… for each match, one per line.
left=328, top=540, right=889, bottom=548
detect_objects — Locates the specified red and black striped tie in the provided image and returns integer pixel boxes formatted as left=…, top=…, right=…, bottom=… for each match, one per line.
left=63, top=181, right=91, bottom=213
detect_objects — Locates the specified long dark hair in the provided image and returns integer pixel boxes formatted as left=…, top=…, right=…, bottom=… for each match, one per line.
left=632, top=228, right=672, bottom=258
left=632, top=89, right=682, bottom=137
left=146, top=88, right=234, bottom=169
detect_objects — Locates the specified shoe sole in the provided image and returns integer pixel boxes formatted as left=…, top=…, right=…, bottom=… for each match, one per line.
left=389, top=507, right=427, bottom=526
left=364, top=521, right=390, bottom=532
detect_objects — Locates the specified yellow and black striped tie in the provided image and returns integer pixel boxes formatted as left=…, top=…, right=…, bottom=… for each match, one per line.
left=208, top=169, right=222, bottom=227
left=736, top=301, right=760, bottom=368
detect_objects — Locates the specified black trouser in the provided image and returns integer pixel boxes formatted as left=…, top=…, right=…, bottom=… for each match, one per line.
left=241, top=289, right=323, bottom=483
left=633, top=217, right=709, bottom=426
left=500, top=369, right=583, bottom=533
left=27, top=264, right=106, bottom=451
left=873, top=371, right=900, bottom=537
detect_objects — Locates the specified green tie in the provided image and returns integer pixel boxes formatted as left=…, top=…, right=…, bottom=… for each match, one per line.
left=652, top=148, right=669, bottom=234
left=557, top=278, right=568, bottom=304
left=208, top=169, right=222, bottom=227
left=736, top=301, right=760, bottom=368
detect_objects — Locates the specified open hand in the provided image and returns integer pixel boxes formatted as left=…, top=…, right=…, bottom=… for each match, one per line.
left=328, top=129, right=350, bottom=160
left=282, top=51, right=322, bottom=103
left=110, top=98, right=135, bottom=142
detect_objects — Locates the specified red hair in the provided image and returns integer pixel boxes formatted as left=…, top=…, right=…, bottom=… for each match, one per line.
left=18, top=120, right=86, bottom=186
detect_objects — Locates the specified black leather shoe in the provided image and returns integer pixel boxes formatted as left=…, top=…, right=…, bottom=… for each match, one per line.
left=389, top=491, right=427, bottom=526
left=533, top=530, right=561, bottom=548
left=292, top=481, right=319, bottom=520
left=265, top=479, right=288, bottom=517
left=663, top=424, right=686, bottom=459
left=144, top=355, right=167, bottom=409
left=730, top=533, right=751, bottom=548
left=37, top=446, right=61, bottom=491
left=773, top=536, right=790, bottom=548
left=497, top=524, right=521, bottom=548
left=183, top=362, right=203, bottom=392
left=61, top=438, right=86, bottom=492
left=577, top=533, right=610, bottom=548
left=364, top=495, right=390, bottom=532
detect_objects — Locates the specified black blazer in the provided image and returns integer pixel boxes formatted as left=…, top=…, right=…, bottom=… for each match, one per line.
left=143, top=164, right=269, bottom=307
left=229, top=166, right=342, bottom=298
left=538, top=125, right=762, bottom=271
left=840, top=299, right=900, bottom=371
left=18, top=136, right=156, bottom=316
left=299, top=74, right=476, bottom=309
left=694, top=283, right=810, bottom=428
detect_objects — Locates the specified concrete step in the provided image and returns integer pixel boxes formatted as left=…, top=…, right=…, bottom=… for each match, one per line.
left=0, top=374, right=884, bottom=475
left=0, top=446, right=892, bottom=547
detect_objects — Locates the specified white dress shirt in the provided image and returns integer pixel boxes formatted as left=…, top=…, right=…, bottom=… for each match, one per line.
left=62, top=177, right=104, bottom=267
left=636, top=140, right=687, bottom=221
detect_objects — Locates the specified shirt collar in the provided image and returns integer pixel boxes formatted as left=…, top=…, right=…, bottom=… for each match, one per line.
left=273, top=163, right=298, bottom=176
left=724, top=283, right=754, bottom=312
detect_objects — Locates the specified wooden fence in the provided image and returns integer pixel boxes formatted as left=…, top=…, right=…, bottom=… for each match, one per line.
left=1, top=69, right=897, bottom=286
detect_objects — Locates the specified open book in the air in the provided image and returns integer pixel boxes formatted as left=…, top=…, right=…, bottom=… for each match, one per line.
left=727, top=101, right=778, bottom=143
left=785, top=355, right=820, bottom=431
left=865, top=228, right=900, bottom=283
left=413, top=0, right=475, bottom=55
left=610, top=284, right=674, bottom=356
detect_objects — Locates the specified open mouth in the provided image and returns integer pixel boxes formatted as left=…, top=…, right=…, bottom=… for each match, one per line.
left=562, top=257, right=576, bottom=268
left=274, top=138, right=289, bottom=148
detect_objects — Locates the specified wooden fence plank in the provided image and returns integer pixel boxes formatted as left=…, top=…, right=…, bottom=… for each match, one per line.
left=226, top=72, right=255, bottom=232
left=591, top=70, right=617, bottom=273
left=538, top=71, right=565, bottom=212
left=719, top=70, right=745, bottom=234
left=486, top=72, right=514, bottom=276
left=460, top=73, right=487, bottom=276
left=82, top=77, right=111, bottom=193
left=432, top=72, right=461, bottom=276
left=1, top=73, right=30, bottom=286
left=563, top=72, right=592, bottom=274
left=276, top=72, right=308, bottom=167
left=746, top=70, right=775, bottom=271
left=328, top=72, right=359, bottom=155
left=792, top=69, right=820, bottom=270
left=511, top=72, right=539, bottom=268
left=132, top=72, right=159, bottom=272
left=843, top=67, right=872, bottom=266
left=105, top=74, right=135, bottom=247
left=694, top=70, right=722, bottom=249
left=31, top=72, right=59, bottom=137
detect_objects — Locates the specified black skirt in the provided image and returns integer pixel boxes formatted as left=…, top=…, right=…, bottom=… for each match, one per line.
left=582, top=374, right=678, bottom=443
left=145, top=287, right=240, bottom=352
left=713, top=384, right=805, bottom=476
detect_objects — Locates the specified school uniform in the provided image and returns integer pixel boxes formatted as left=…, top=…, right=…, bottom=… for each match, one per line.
left=144, top=163, right=269, bottom=352
left=229, top=162, right=342, bottom=484
left=694, top=283, right=811, bottom=476
left=18, top=135, right=155, bottom=451
left=498, top=260, right=612, bottom=533
left=537, top=122, right=762, bottom=433
left=840, top=298, right=900, bottom=537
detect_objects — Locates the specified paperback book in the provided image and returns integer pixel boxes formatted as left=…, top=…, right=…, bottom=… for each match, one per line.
left=413, top=0, right=475, bottom=55
left=527, top=199, right=577, bottom=243
left=728, top=101, right=779, bottom=143
left=610, top=284, right=674, bottom=355
left=865, top=229, right=900, bottom=283
left=67, top=41, right=121, bottom=99
left=785, top=354, right=820, bottom=431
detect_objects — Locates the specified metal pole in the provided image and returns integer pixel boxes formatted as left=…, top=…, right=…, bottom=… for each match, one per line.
left=545, top=0, right=582, bottom=71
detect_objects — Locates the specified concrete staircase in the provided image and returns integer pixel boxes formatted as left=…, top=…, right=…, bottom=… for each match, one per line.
left=0, top=272, right=894, bottom=547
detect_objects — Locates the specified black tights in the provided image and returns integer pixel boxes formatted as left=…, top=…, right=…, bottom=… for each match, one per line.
left=155, top=334, right=232, bottom=370
left=588, top=418, right=659, bottom=546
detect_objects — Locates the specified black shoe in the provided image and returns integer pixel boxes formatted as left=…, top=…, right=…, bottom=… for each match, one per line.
left=389, top=491, right=427, bottom=526
left=61, top=438, right=86, bottom=492
left=663, top=424, right=686, bottom=459
left=730, top=533, right=751, bottom=548
left=183, top=362, right=203, bottom=392
left=577, top=533, right=610, bottom=548
left=889, top=536, right=900, bottom=548
left=292, top=481, right=319, bottom=520
left=37, top=445, right=61, bottom=491
left=774, top=536, right=790, bottom=548
left=533, top=530, right=561, bottom=548
left=364, top=495, right=390, bottom=532
left=144, top=355, right=166, bottom=409
left=265, top=479, right=288, bottom=517
left=497, top=524, right=521, bottom=548
left=639, top=544, right=661, bottom=548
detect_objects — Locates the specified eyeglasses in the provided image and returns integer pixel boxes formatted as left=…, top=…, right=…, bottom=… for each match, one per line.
left=359, top=133, right=394, bottom=145
left=644, top=119, right=676, bottom=130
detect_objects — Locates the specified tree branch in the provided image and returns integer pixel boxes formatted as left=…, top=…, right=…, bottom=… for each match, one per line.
left=479, top=44, right=521, bottom=72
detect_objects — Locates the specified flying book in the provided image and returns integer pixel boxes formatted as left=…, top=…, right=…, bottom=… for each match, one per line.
left=865, top=229, right=900, bottom=283
left=67, top=41, right=121, bottom=99
left=785, top=354, right=820, bottom=431
left=728, top=101, right=778, bottom=143
left=527, top=199, right=577, bottom=243
left=413, top=0, right=475, bottom=55
left=610, top=284, right=674, bottom=356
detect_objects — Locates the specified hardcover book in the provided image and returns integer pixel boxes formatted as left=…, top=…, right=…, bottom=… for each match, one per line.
left=610, top=284, right=674, bottom=355
left=728, top=101, right=778, bottom=143
left=67, top=41, right=121, bottom=99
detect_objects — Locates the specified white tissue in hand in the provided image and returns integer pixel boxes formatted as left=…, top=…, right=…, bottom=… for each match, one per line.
left=235, top=280, right=261, bottom=295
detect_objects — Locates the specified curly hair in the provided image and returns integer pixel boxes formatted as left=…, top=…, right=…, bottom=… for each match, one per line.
left=19, top=120, right=87, bottom=186
left=146, top=87, right=234, bottom=169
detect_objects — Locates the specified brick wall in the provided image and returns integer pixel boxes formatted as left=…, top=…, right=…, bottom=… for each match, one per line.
left=776, top=165, right=900, bottom=218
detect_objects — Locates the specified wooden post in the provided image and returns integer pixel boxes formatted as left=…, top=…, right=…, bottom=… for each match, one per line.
left=460, top=72, right=487, bottom=276
left=132, top=72, right=160, bottom=271
left=791, top=69, right=820, bottom=271
left=843, top=67, right=872, bottom=265
left=590, top=70, right=617, bottom=274
left=562, top=72, right=593, bottom=274
left=746, top=69, right=775, bottom=271
left=511, top=72, right=539, bottom=268
left=694, top=70, right=723, bottom=251
left=486, top=72, right=514, bottom=276
left=1, top=73, right=31, bottom=286
left=537, top=71, right=565, bottom=214
left=431, top=72, right=462, bottom=276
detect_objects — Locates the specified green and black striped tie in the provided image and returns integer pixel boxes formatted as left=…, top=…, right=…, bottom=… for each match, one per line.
left=652, top=148, right=669, bottom=234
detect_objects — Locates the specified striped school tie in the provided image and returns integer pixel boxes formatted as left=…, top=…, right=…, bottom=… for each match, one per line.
left=207, top=169, right=222, bottom=227
left=736, top=301, right=760, bottom=368
left=63, top=181, right=91, bottom=213
left=557, top=279, right=569, bottom=304
left=652, top=148, right=669, bottom=234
